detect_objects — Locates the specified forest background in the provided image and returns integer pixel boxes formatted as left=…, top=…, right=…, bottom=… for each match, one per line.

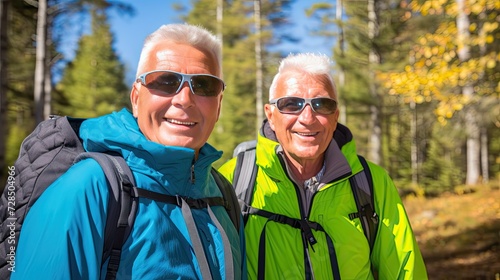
left=0, top=0, right=499, bottom=278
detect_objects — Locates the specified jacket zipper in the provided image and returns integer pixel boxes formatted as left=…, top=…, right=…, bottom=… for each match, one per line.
left=190, top=162, right=196, bottom=184
left=304, top=171, right=352, bottom=280
left=278, top=155, right=316, bottom=280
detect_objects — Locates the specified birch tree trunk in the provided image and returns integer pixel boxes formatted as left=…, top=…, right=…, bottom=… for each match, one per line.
left=336, top=0, right=347, bottom=124
left=456, top=0, right=480, bottom=185
left=43, top=13, right=53, bottom=120
left=478, top=9, right=489, bottom=185
left=254, top=0, right=264, bottom=132
left=216, top=0, right=223, bottom=50
left=368, top=0, right=382, bottom=164
left=216, top=0, right=224, bottom=134
left=480, top=128, right=489, bottom=183
left=410, top=101, right=418, bottom=185
left=34, top=0, right=47, bottom=124
left=43, top=56, right=52, bottom=119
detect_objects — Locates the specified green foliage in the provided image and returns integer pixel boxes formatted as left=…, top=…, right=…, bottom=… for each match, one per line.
left=420, top=121, right=466, bottom=193
left=1, top=0, right=133, bottom=186
left=4, top=1, right=37, bottom=166
left=6, top=125, right=29, bottom=166
left=3, top=0, right=499, bottom=193
left=307, top=1, right=499, bottom=192
left=54, top=9, right=128, bottom=118
left=382, top=0, right=499, bottom=123
left=7, top=1, right=37, bottom=113
left=489, top=123, right=500, bottom=178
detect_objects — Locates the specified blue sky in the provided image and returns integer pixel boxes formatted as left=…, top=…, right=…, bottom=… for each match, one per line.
left=101, top=1, right=332, bottom=84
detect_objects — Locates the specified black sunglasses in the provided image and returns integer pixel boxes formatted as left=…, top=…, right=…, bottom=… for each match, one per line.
left=269, top=96, right=338, bottom=115
left=136, top=70, right=226, bottom=97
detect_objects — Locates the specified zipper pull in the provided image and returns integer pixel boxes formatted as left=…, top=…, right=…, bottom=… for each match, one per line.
left=190, top=163, right=196, bottom=184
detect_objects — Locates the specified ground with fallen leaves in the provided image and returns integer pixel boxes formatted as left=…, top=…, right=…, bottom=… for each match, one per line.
left=403, top=185, right=500, bottom=280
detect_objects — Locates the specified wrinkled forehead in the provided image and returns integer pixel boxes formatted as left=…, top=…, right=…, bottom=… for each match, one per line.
left=150, top=44, right=220, bottom=76
left=278, top=71, right=336, bottom=99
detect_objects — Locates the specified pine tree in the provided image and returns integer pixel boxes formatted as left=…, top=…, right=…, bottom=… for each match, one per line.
left=4, top=1, right=38, bottom=166
left=55, top=9, right=128, bottom=118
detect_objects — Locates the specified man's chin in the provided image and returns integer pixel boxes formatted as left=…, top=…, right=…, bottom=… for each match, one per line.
left=157, top=135, right=194, bottom=148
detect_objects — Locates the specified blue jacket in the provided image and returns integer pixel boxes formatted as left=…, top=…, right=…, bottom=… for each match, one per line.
left=12, top=109, right=246, bottom=280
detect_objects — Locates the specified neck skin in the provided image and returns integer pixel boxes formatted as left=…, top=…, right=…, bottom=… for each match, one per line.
left=283, top=151, right=324, bottom=181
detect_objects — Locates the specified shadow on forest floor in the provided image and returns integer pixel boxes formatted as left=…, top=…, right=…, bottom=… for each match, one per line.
left=404, top=187, right=500, bottom=280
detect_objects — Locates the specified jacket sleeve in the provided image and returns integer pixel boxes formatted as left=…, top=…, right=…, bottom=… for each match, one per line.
left=11, top=159, right=109, bottom=280
left=369, top=164, right=428, bottom=279
left=218, top=157, right=237, bottom=184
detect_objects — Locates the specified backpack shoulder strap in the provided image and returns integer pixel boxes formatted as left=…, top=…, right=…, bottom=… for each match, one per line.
left=348, top=155, right=378, bottom=253
left=211, top=168, right=241, bottom=232
left=74, top=152, right=137, bottom=280
left=232, top=140, right=258, bottom=225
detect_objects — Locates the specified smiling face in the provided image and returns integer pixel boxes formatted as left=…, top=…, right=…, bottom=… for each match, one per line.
left=265, top=70, right=339, bottom=167
left=130, top=41, right=223, bottom=155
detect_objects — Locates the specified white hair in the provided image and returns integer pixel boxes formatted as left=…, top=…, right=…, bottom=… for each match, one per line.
left=135, top=23, right=222, bottom=77
left=269, top=53, right=336, bottom=100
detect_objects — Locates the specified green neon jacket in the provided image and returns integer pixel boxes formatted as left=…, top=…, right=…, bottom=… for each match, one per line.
left=218, top=121, right=427, bottom=280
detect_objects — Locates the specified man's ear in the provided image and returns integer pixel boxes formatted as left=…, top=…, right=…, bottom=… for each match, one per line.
left=130, top=83, right=140, bottom=117
left=264, top=104, right=275, bottom=131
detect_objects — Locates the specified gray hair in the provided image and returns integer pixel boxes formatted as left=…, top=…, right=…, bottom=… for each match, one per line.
left=269, top=53, right=336, bottom=100
left=135, top=23, right=222, bottom=77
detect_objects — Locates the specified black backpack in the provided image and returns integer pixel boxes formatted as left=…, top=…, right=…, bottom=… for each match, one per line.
left=231, top=140, right=379, bottom=279
left=0, top=116, right=240, bottom=280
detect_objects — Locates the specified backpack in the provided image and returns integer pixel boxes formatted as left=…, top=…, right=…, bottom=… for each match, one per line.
left=0, top=116, right=240, bottom=280
left=231, top=140, right=379, bottom=279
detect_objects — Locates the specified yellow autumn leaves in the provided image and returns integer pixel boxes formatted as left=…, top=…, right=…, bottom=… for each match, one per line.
left=379, top=0, right=499, bottom=125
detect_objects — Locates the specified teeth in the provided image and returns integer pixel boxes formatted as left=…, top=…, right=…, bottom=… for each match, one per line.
left=167, top=119, right=195, bottom=126
left=297, top=132, right=317, bottom=136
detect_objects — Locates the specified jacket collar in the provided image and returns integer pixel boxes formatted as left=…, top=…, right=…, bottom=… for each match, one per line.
left=80, top=109, right=222, bottom=197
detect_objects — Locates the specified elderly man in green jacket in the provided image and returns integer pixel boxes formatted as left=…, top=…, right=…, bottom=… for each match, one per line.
left=219, top=53, right=427, bottom=279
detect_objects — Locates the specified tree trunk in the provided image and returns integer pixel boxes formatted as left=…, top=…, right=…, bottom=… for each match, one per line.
left=410, top=101, right=418, bottom=185
left=43, top=12, right=54, bottom=119
left=254, top=0, right=264, bottom=132
left=216, top=0, right=223, bottom=51
left=0, top=0, right=9, bottom=184
left=465, top=108, right=480, bottom=185
left=480, top=127, right=489, bottom=184
left=368, top=0, right=381, bottom=164
left=215, top=0, right=224, bottom=134
left=456, top=0, right=480, bottom=185
left=34, top=0, right=47, bottom=124
left=336, top=0, right=347, bottom=124
left=44, top=56, right=52, bottom=118
left=478, top=8, right=489, bottom=185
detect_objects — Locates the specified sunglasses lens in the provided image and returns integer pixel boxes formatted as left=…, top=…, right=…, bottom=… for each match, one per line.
left=144, top=72, right=181, bottom=94
left=142, top=71, right=223, bottom=97
left=275, top=97, right=337, bottom=114
left=276, top=97, right=304, bottom=113
left=190, top=76, right=224, bottom=97
left=312, top=98, right=337, bottom=114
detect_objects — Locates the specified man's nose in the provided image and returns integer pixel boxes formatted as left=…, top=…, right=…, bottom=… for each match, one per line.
left=171, top=81, right=195, bottom=106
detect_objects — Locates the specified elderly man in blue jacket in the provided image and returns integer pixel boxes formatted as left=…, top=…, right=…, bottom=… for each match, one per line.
left=12, top=23, right=246, bottom=280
